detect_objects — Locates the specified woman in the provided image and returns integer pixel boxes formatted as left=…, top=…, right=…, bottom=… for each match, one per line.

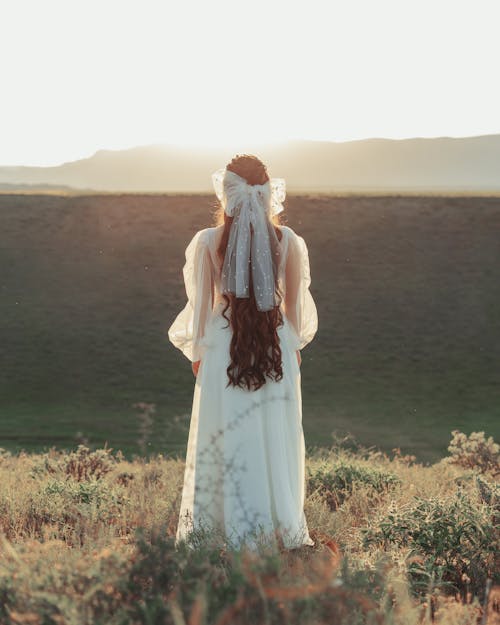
left=168, top=154, right=318, bottom=552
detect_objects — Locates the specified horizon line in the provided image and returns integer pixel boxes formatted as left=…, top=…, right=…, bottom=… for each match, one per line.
left=1, top=131, right=500, bottom=169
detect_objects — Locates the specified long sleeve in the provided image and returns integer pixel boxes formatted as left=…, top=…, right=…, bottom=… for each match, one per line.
left=168, top=229, right=214, bottom=362
left=283, top=229, right=318, bottom=350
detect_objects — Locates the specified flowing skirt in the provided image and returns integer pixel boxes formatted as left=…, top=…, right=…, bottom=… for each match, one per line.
left=175, top=307, right=314, bottom=551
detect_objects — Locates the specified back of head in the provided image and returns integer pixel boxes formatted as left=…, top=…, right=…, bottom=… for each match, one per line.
left=226, top=153, right=270, bottom=186
left=216, top=154, right=283, bottom=391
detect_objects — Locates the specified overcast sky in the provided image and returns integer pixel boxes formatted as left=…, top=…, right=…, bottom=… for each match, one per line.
left=1, top=0, right=499, bottom=166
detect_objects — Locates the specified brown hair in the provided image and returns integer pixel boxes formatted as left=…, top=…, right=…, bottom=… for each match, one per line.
left=214, top=154, right=284, bottom=391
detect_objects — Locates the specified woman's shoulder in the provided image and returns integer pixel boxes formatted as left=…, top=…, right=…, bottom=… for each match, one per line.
left=184, top=228, right=214, bottom=262
left=188, top=226, right=220, bottom=246
left=185, top=226, right=223, bottom=264
left=277, top=225, right=306, bottom=245
left=204, top=224, right=224, bottom=248
left=201, top=225, right=223, bottom=239
left=277, top=225, right=294, bottom=238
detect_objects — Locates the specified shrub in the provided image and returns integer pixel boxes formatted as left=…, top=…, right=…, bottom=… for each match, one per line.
left=306, top=460, right=401, bottom=510
left=44, top=478, right=122, bottom=507
left=476, top=474, right=500, bottom=507
left=446, top=430, right=499, bottom=476
left=362, top=490, right=499, bottom=601
left=0, top=535, right=128, bottom=623
left=62, top=444, right=121, bottom=481
left=11, top=478, right=131, bottom=545
left=29, top=444, right=121, bottom=482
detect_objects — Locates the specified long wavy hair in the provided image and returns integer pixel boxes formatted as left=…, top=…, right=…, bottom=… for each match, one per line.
left=214, top=154, right=284, bottom=391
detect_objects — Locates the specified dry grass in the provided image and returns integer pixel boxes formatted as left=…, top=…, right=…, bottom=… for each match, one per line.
left=0, top=431, right=498, bottom=624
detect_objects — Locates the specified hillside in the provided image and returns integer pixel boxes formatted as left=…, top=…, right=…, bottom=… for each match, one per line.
left=0, top=192, right=499, bottom=461
left=1, top=135, right=500, bottom=193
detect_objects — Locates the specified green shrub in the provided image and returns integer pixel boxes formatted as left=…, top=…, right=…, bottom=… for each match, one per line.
left=44, top=478, right=123, bottom=507
left=476, top=475, right=500, bottom=508
left=12, top=478, right=131, bottom=544
left=362, top=490, right=499, bottom=601
left=306, top=460, right=401, bottom=510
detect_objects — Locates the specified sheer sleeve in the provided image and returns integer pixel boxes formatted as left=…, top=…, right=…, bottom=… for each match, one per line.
left=283, top=229, right=318, bottom=350
left=168, top=229, right=214, bottom=362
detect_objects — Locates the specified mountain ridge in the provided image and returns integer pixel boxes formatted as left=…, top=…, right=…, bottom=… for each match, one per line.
left=1, top=135, right=499, bottom=193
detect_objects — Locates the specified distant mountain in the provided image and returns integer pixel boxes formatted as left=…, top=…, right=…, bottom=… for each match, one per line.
left=1, top=136, right=499, bottom=193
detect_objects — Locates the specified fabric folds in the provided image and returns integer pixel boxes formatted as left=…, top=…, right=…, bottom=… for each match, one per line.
left=168, top=229, right=214, bottom=362
left=168, top=224, right=318, bottom=551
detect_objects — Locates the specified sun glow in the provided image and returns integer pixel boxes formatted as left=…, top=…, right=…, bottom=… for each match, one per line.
left=1, top=0, right=500, bottom=166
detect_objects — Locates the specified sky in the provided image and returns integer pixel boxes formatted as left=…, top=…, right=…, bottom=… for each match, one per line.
left=1, top=0, right=500, bottom=167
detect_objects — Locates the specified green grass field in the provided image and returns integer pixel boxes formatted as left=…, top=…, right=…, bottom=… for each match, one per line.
left=1, top=192, right=499, bottom=462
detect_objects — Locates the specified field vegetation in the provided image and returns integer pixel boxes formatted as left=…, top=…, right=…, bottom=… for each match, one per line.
left=0, top=429, right=498, bottom=624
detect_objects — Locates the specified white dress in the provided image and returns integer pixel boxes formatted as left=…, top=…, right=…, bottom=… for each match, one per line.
left=168, top=224, right=318, bottom=551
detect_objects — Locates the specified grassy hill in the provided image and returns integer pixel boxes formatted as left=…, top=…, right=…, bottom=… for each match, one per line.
left=0, top=193, right=499, bottom=461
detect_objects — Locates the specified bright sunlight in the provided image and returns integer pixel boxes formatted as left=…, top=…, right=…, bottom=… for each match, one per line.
left=1, top=0, right=500, bottom=166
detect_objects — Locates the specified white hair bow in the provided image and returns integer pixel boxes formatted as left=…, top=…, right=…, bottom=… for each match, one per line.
left=211, top=167, right=286, bottom=312
left=211, top=167, right=286, bottom=217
